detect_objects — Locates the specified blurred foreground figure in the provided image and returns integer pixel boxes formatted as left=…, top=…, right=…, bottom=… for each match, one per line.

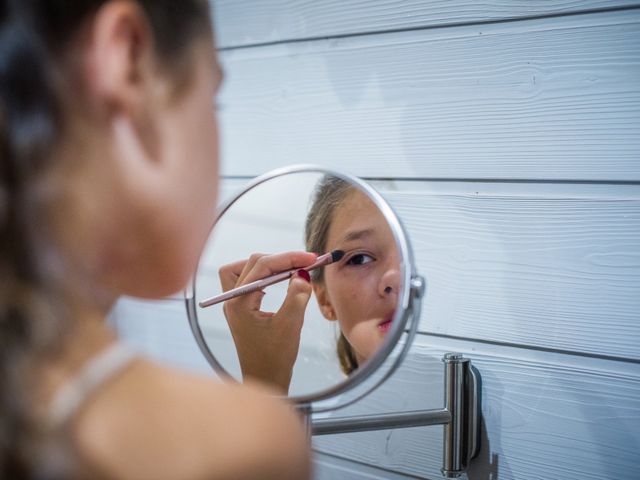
left=0, top=2, right=311, bottom=479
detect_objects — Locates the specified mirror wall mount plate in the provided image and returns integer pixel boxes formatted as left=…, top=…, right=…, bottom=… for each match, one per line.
left=185, top=165, right=480, bottom=478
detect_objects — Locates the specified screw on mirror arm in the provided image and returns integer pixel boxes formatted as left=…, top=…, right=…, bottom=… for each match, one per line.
left=410, top=275, right=426, bottom=299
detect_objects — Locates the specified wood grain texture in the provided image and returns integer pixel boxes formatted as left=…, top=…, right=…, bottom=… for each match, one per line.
left=216, top=10, right=640, bottom=180
left=314, top=453, right=421, bottom=480
left=378, top=181, right=640, bottom=361
left=312, top=335, right=640, bottom=480
left=210, top=0, right=640, bottom=48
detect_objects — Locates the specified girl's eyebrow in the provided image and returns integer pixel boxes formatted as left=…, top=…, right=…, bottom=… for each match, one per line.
left=338, top=228, right=375, bottom=245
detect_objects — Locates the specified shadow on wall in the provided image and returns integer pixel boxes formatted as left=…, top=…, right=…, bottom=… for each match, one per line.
left=466, top=365, right=513, bottom=480
left=467, top=366, right=499, bottom=480
left=468, top=418, right=498, bottom=480
left=466, top=366, right=498, bottom=480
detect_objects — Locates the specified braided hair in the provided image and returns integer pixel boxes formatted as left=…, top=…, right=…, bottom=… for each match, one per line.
left=0, top=1, right=210, bottom=476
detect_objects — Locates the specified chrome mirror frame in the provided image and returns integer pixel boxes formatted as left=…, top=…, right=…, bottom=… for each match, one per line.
left=184, top=164, right=481, bottom=477
left=184, top=164, right=424, bottom=408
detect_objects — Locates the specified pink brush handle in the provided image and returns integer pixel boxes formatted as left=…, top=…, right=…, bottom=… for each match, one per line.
left=198, top=252, right=334, bottom=308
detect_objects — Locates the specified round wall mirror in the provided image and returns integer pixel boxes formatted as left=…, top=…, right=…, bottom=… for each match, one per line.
left=185, top=166, right=424, bottom=407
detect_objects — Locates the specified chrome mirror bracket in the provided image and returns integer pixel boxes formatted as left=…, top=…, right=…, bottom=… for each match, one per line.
left=311, top=353, right=481, bottom=478
left=441, top=353, right=480, bottom=478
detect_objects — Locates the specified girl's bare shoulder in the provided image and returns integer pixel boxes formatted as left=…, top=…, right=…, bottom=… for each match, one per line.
left=73, top=358, right=311, bottom=480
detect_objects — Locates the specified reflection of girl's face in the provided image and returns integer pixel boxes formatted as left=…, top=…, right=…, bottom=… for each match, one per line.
left=313, top=190, right=400, bottom=365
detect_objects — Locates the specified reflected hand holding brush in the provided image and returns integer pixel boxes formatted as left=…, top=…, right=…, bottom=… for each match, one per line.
left=199, top=250, right=345, bottom=308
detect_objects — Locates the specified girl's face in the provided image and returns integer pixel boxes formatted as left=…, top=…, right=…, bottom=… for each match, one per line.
left=145, top=41, right=223, bottom=296
left=313, top=190, right=400, bottom=365
left=104, top=40, right=223, bottom=299
left=53, top=23, right=223, bottom=301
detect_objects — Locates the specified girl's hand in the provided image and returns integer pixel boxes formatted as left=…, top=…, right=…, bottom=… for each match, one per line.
left=218, top=251, right=317, bottom=394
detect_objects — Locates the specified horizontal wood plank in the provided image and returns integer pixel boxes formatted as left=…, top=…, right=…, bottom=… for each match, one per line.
left=380, top=182, right=640, bottom=360
left=210, top=0, right=640, bottom=48
left=216, top=10, right=640, bottom=180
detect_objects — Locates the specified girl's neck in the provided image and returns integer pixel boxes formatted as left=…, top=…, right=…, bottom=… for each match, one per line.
left=36, top=302, right=118, bottom=413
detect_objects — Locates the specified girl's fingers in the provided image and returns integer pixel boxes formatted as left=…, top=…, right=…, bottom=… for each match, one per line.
left=225, top=289, right=266, bottom=315
left=241, top=251, right=317, bottom=284
left=220, top=251, right=316, bottom=314
left=235, top=253, right=267, bottom=285
left=219, top=259, right=249, bottom=292
left=276, top=271, right=313, bottom=328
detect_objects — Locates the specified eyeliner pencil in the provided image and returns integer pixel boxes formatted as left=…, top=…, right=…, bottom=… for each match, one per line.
left=198, top=250, right=344, bottom=308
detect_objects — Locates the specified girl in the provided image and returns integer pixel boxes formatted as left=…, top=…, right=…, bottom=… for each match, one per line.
left=0, top=1, right=312, bottom=478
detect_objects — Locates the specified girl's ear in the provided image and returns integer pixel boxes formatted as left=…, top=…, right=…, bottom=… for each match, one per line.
left=86, top=1, right=155, bottom=115
left=312, top=282, right=337, bottom=321
left=84, top=0, right=166, bottom=166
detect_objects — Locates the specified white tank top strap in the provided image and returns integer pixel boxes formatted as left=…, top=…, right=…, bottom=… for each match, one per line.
left=48, top=342, right=137, bottom=430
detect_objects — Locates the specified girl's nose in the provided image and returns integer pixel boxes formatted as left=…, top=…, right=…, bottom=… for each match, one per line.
left=378, top=267, right=400, bottom=297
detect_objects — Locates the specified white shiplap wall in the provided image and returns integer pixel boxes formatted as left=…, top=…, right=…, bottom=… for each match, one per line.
left=110, top=2, right=640, bottom=479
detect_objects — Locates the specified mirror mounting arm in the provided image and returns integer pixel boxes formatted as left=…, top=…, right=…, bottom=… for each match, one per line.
left=310, top=353, right=480, bottom=478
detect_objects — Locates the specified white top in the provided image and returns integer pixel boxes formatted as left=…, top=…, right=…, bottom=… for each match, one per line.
left=37, top=343, right=137, bottom=479
left=47, top=342, right=137, bottom=430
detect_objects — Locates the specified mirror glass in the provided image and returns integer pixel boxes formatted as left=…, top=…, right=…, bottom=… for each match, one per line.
left=189, top=171, right=406, bottom=399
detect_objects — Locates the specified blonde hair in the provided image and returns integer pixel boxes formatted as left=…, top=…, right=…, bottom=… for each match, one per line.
left=304, top=175, right=358, bottom=374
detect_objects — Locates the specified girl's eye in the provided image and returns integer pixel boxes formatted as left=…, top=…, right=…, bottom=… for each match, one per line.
left=346, top=253, right=375, bottom=266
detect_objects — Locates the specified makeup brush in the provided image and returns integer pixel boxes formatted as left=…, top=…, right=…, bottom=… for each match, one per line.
left=198, top=250, right=345, bottom=308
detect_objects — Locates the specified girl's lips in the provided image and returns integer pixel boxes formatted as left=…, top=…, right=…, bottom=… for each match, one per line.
left=378, top=319, right=392, bottom=334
